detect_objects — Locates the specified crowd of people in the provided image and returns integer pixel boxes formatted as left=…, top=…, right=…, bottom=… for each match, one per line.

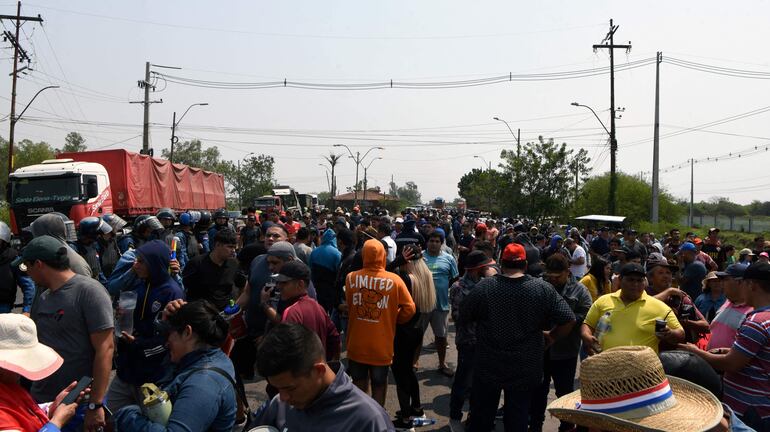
left=0, top=204, right=768, bottom=431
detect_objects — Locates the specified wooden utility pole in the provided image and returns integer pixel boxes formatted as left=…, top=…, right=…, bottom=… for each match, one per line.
left=593, top=19, right=631, bottom=215
left=651, top=52, right=662, bottom=224
left=1, top=1, right=42, bottom=177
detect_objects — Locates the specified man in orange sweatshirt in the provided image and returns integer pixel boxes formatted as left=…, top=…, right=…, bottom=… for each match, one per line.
left=346, top=239, right=416, bottom=406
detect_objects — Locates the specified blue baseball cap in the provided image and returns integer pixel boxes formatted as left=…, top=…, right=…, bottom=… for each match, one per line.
left=678, top=242, right=697, bottom=253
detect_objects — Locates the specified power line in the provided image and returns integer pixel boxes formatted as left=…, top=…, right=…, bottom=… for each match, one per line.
left=152, top=58, right=657, bottom=91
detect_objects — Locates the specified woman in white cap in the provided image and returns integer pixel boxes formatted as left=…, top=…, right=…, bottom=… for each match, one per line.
left=0, top=314, right=87, bottom=431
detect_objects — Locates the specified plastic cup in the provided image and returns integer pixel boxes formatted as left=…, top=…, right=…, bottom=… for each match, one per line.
left=116, top=291, right=138, bottom=336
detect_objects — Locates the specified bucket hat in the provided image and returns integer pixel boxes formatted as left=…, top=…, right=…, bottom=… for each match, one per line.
left=0, top=314, right=63, bottom=381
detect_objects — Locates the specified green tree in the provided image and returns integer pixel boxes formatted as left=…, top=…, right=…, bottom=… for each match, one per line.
left=396, top=181, right=422, bottom=206
left=457, top=168, right=507, bottom=214
left=59, top=132, right=87, bottom=153
left=575, top=172, right=683, bottom=224
left=498, top=136, right=591, bottom=220
left=236, top=154, right=275, bottom=208
left=708, top=197, right=746, bottom=217
left=160, top=139, right=232, bottom=174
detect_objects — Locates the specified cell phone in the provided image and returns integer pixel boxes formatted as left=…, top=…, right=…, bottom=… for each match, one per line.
left=61, top=376, right=93, bottom=405
left=654, top=319, right=667, bottom=333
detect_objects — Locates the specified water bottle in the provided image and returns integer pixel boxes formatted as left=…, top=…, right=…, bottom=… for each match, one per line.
left=411, top=417, right=437, bottom=427
left=222, top=300, right=247, bottom=339
left=141, top=383, right=172, bottom=426
left=593, top=311, right=612, bottom=353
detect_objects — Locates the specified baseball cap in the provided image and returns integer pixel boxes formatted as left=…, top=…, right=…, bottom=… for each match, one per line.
left=274, top=260, right=310, bottom=282
left=716, top=263, right=746, bottom=279
left=501, top=243, right=526, bottom=262
left=465, top=250, right=495, bottom=270
left=739, top=248, right=755, bottom=256
left=744, top=261, right=770, bottom=282
left=678, top=242, right=697, bottom=253
left=708, top=227, right=720, bottom=234
left=394, top=217, right=404, bottom=224
left=646, top=253, right=678, bottom=271
left=620, top=262, right=646, bottom=277
left=11, top=235, right=68, bottom=267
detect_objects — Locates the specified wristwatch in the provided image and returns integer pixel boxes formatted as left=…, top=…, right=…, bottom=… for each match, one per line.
left=87, top=402, right=103, bottom=411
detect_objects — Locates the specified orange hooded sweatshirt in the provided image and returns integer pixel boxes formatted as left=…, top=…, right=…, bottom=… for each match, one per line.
left=345, top=239, right=416, bottom=366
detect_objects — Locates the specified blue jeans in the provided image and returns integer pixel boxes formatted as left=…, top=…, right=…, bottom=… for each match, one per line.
left=450, top=344, right=475, bottom=420
left=468, top=376, right=531, bottom=432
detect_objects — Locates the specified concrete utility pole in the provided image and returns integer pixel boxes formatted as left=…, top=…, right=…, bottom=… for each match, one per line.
left=651, top=52, right=662, bottom=224
left=1, top=1, right=42, bottom=177
left=593, top=19, right=631, bottom=216
left=689, top=158, right=694, bottom=227
left=130, top=62, right=167, bottom=155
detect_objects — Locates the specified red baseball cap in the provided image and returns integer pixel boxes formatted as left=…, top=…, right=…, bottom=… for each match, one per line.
left=502, top=243, right=526, bottom=262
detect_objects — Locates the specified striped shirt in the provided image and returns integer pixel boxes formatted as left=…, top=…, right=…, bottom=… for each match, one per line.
left=707, top=300, right=754, bottom=350
left=723, top=306, right=770, bottom=418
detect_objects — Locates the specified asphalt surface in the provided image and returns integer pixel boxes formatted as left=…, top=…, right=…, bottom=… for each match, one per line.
left=243, top=321, right=565, bottom=431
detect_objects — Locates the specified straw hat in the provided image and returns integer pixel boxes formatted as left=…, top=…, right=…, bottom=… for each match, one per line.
left=0, top=314, right=63, bottom=381
left=548, top=346, right=723, bottom=432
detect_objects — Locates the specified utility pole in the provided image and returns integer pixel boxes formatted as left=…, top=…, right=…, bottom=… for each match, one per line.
left=651, top=52, right=662, bottom=224
left=689, top=158, right=694, bottom=227
left=170, top=111, right=176, bottom=162
left=1, top=1, right=42, bottom=177
left=574, top=160, right=579, bottom=205
left=593, top=19, right=631, bottom=215
left=129, top=61, right=163, bottom=155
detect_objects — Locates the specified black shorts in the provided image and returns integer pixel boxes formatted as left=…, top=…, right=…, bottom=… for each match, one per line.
left=347, top=359, right=390, bottom=387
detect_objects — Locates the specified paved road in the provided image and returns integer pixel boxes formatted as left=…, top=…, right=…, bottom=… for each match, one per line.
left=244, top=321, right=565, bottom=431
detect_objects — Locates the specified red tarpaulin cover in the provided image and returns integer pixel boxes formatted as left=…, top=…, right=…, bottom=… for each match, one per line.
left=59, top=149, right=226, bottom=216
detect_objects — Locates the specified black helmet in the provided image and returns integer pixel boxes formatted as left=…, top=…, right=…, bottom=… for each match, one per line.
left=156, top=208, right=176, bottom=221
left=134, top=215, right=164, bottom=233
left=213, top=208, right=228, bottom=220
left=102, top=214, right=128, bottom=232
left=79, top=216, right=112, bottom=237
left=197, top=210, right=211, bottom=227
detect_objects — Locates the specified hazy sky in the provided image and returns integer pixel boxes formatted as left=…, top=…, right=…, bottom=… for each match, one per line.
left=3, top=1, right=770, bottom=205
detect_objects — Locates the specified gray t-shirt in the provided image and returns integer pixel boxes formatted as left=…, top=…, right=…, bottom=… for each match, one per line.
left=31, top=274, right=113, bottom=401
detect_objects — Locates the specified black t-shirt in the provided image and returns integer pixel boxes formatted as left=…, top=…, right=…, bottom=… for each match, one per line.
left=182, top=253, right=240, bottom=310
left=240, top=226, right=260, bottom=247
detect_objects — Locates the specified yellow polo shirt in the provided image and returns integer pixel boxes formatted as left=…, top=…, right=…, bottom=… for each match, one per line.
left=584, top=290, right=681, bottom=354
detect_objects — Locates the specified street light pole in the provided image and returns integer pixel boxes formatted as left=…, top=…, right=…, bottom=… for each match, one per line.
left=363, top=157, right=382, bottom=201
left=333, top=144, right=383, bottom=206
left=571, top=102, right=616, bottom=213
left=238, top=151, right=255, bottom=208
left=8, top=85, right=59, bottom=176
left=318, top=164, right=331, bottom=191
left=493, top=117, right=520, bottom=146
left=474, top=155, right=491, bottom=170
left=170, top=102, right=208, bottom=163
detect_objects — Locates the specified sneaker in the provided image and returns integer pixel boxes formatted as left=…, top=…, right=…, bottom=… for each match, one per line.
left=393, top=417, right=415, bottom=432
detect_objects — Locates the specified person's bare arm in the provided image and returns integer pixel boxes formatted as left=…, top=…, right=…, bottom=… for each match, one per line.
left=679, top=343, right=752, bottom=372
left=84, top=328, right=114, bottom=431
left=580, top=323, right=599, bottom=356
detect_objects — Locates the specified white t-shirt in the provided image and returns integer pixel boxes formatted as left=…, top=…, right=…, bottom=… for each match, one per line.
left=570, top=245, right=587, bottom=278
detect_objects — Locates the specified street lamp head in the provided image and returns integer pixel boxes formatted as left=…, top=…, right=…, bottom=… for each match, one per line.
left=376, top=147, right=385, bottom=150
left=474, top=155, right=481, bottom=159
left=333, top=144, right=343, bottom=147
left=198, top=103, right=209, bottom=106
left=493, top=117, right=500, bottom=121
left=570, top=102, right=579, bottom=106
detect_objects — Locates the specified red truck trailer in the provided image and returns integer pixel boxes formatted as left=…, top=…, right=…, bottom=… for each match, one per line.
left=8, top=149, right=226, bottom=233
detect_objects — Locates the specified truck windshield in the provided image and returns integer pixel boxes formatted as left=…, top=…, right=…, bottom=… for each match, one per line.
left=255, top=198, right=277, bottom=207
left=11, top=175, right=81, bottom=205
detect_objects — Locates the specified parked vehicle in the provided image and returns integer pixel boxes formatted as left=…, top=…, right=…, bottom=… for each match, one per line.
left=7, top=149, right=226, bottom=234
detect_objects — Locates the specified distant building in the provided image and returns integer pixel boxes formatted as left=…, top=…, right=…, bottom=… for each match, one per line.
left=333, top=187, right=398, bottom=210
